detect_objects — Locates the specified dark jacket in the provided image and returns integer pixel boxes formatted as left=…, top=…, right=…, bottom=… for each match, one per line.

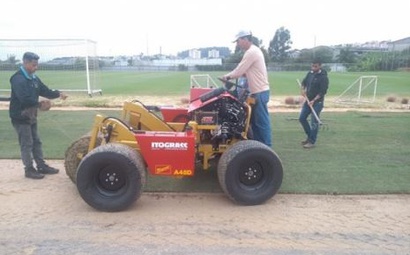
left=302, top=69, right=329, bottom=102
left=9, top=67, right=60, bottom=124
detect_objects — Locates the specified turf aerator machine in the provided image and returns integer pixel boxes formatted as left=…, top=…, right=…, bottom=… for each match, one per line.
left=65, top=79, right=283, bottom=212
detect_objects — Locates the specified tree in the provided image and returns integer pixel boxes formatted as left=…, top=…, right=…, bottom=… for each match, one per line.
left=312, top=46, right=334, bottom=63
left=349, top=47, right=410, bottom=71
left=260, top=46, right=270, bottom=66
left=7, top=55, right=18, bottom=65
left=127, top=57, right=133, bottom=66
left=336, top=46, right=357, bottom=65
left=268, top=27, right=292, bottom=63
left=295, top=46, right=334, bottom=63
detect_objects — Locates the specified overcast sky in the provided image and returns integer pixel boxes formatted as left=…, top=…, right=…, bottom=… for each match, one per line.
left=1, top=0, right=409, bottom=56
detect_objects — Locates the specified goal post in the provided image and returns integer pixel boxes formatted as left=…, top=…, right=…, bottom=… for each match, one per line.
left=0, top=39, right=102, bottom=96
left=334, top=76, right=378, bottom=104
left=190, top=74, right=218, bottom=88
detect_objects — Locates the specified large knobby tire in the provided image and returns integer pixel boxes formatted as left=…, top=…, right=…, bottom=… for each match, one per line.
left=76, top=143, right=146, bottom=212
left=217, top=140, right=283, bottom=205
left=64, top=135, right=102, bottom=184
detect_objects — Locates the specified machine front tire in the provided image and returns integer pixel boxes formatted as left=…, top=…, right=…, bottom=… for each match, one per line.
left=217, top=140, right=283, bottom=205
left=64, top=135, right=102, bottom=184
left=76, top=143, right=146, bottom=212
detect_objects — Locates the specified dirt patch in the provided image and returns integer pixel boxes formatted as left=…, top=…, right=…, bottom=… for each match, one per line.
left=1, top=95, right=409, bottom=113
left=1, top=159, right=409, bottom=254
left=1, top=95, right=409, bottom=254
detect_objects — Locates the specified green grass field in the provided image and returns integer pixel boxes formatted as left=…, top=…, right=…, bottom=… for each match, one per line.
left=1, top=70, right=410, bottom=98
left=1, top=70, right=409, bottom=194
left=0, top=110, right=409, bottom=194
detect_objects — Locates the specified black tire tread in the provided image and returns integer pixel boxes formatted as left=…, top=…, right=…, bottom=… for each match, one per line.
left=217, top=140, right=283, bottom=205
left=76, top=143, right=146, bottom=212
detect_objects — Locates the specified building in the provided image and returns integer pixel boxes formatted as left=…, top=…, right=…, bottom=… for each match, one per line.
left=388, top=37, right=410, bottom=51
left=188, top=49, right=201, bottom=59
left=208, top=49, right=219, bottom=58
left=152, top=58, right=222, bottom=67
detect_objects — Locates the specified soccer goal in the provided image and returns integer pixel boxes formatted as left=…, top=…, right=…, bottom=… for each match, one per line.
left=334, top=76, right=378, bottom=104
left=0, top=39, right=102, bottom=96
left=190, top=74, right=218, bottom=88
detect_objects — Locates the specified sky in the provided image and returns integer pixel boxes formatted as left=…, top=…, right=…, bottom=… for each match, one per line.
left=1, top=0, right=409, bottom=56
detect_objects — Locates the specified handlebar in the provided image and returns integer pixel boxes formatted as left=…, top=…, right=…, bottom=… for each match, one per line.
left=217, top=77, right=237, bottom=90
left=217, top=77, right=247, bottom=90
left=199, top=77, right=249, bottom=103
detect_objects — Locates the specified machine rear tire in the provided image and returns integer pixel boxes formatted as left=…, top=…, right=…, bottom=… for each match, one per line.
left=76, top=143, right=146, bottom=212
left=64, top=135, right=102, bottom=184
left=217, top=140, right=283, bottom=205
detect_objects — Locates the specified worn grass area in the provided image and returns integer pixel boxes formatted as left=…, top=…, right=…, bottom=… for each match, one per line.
left=1, top=110, right=409, bottom=194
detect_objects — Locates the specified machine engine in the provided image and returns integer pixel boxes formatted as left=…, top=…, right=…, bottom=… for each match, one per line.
left=192, top=96, right=248, bottom=144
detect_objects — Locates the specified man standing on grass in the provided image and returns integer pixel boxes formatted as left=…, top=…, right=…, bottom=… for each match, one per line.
left=299, top=58, right=329, bottom=149
left=9, top=52, right=67, bottom=179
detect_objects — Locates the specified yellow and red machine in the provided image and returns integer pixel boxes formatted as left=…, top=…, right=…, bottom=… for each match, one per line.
left=65, top=79, right=283, bottom=212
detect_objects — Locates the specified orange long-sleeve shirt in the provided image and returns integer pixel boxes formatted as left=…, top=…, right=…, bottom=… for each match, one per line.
left=226, top=44, right=270, bottom=94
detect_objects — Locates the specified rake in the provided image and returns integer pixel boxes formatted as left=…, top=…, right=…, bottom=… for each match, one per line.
left=296, top=79, right=329, bottom=130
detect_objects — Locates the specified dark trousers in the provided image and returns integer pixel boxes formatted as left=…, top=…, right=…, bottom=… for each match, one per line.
left=12, top=122, right=46, bottom=169
left=299, top=101, right=324, bottom=144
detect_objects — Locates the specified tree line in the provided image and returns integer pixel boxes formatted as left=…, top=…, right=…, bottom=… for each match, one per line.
left=223, top=26, right=410, bottom=72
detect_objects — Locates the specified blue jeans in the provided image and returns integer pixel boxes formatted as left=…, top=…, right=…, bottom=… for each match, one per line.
left=12, top=122, right=46, bottom=169
left=250, top=90, right=272, bottom=147
left=299, top=101, right=324, bottom=144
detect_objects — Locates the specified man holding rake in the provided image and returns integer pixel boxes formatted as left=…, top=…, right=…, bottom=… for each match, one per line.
left=299, top=58, right=329, bottom=149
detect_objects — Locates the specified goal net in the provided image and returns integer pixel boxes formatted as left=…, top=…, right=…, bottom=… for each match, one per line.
left=0, top=39, right=101, bottom=96
left=334, top=76, right=378, bottom=104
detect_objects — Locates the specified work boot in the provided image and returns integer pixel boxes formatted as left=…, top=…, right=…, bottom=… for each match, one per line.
left=25, top=166, right=45, bottom=179
left=303, top=142, right=315, bottom=149
left=301, top=139, right=310, bottom=145
left=37, top=164, right=59, bottom=174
